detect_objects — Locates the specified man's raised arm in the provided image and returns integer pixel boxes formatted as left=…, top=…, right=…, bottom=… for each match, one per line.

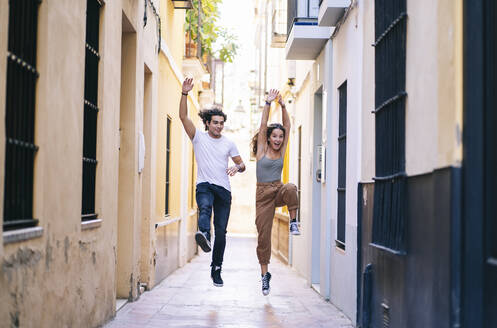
left=179, top=78, right=196, bottom=140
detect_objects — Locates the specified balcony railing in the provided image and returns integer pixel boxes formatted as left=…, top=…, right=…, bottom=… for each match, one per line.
left=287, top=0, right=320, bottom=37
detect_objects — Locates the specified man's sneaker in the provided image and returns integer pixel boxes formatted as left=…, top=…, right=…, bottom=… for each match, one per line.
left=211, top=266, right=224, bottom=287
left=290, top=221, right=301, bottom=235
left=195, top=231, right=212, bottom=252
left=261, top=272, right=271, bottom=296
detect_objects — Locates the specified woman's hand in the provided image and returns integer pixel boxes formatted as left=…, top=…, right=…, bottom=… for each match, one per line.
left=266, top=89, right=279, bottom=103
left=182, top=77, right=194, bottom=94
left=226, top=165, right=240, bottom=177
left=278, top=95, right=285, bottom=107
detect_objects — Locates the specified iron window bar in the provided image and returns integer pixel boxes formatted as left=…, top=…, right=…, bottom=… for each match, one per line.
left=4, top=219, right=40, bottom=230
left=371, top=91, right=407, bottom=114
left=7, top=52, right=39, bottom=76
left=372, top=0, right=407, bottom=254
left=84, top=99, right=99, bottom=112
left=373, top=171, right=407, bottom=181
left=487, top=258, right=497, bottom=267
left=369, top=242, right=407, bottom=256
left=7, top=138, right=39, bottom=151
left=82, top=213, right=98, bottom=221
left=372, top=12, right=407, bottom=47
left=4, top=0, right=41, bottom=231
left=85, top=43, right=100, bottom=58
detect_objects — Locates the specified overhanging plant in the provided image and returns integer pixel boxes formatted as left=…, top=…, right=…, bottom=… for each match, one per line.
left=185, top=0, right=238, bottom=63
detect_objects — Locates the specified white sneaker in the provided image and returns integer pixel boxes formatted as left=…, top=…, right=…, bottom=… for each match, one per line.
left=261, top=272, right=271, bottom=296
left=290, top=221, right=300, bottom=235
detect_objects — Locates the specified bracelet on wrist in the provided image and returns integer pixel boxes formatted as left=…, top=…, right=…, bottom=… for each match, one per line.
left=182, top=92, right=188, bottom=96
left=265, top=101, right=271, bottom=106
left=236, top=164, right=242, bottom=172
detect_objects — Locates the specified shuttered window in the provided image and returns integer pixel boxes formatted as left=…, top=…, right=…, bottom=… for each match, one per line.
left=3, top=0, right=41, bottom=231
left=371, top=0, right=407, bottom=254
left=165, top=117, right=171, bottom=215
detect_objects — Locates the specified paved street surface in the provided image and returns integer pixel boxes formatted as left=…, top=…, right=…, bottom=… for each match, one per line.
left=104, top=237, right=354, bottom=328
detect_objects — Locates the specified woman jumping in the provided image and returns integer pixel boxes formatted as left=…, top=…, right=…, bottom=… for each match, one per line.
left=251, top=89, right=300, bottom=296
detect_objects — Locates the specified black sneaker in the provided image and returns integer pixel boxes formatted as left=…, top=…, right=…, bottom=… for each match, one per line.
left=261, top=272, right=271, bottom=296
left=195, top=231, right=211, bottom=252
left=211, top=266, right=224, bottom=287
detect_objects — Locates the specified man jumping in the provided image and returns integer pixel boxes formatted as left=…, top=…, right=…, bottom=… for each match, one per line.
left=179, top=78, right=246, bottom=287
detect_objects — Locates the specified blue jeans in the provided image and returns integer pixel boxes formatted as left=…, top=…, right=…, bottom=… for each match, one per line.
left=196, top=182, right=232, bottom=267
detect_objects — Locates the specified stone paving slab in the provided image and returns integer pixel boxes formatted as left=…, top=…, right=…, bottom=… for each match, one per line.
left=104, top=237, right=354, bottom=328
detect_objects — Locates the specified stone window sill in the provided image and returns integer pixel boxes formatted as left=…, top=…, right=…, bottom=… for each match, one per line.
left=3, top=227, right=43, bottom=244
left=82, top=219, right=102, bottom=231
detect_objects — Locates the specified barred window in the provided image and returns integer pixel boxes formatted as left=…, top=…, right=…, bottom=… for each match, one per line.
left=484, top=0, right=497, bottom=261
left=371, top=0, right=407, bottom=254
left=165, top=117, right=171, bottom=215
left=82, top=0, right=102, bottom=221
left=3, top=0, right=41, bottom=231
left=336, top=81, right=347, bottom=249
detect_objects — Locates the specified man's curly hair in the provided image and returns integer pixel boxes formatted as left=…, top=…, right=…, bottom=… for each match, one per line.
left=198, top=108, right=227, bottom=130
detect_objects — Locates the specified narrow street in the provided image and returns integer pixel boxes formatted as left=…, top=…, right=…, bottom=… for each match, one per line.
left=104, top=237, right=353, bottom=328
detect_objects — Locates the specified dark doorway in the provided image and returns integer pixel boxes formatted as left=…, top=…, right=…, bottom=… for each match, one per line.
left=463, top=0, right=497, bottom=327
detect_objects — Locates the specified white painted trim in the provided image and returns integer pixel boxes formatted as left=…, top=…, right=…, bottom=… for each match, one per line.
left=159, top=42, right=200, bottom=110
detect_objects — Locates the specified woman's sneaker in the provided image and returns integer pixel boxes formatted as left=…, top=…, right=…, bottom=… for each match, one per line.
left=195, top=231, right=212, bottom=252
left=261, top=272, right=271, bottom=296
left=290, top=221, right=300, bottom=235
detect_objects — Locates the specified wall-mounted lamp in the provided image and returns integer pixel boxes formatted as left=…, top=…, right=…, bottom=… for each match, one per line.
left=171, top=0, right=193, bottom=9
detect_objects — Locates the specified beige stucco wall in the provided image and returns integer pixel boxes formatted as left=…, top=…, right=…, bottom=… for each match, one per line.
left=0, top=0, right=123, bottom=326
left=405, top=0, right=463, bottom=175
left=436, top=0, right=463, bottom=168
left=289, top=73, right=313, bottom=281
left=361, top=0, right=375, bottom=182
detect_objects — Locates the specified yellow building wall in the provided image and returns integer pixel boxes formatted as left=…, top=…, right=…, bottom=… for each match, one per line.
left=0, top=0, right=128, bottom=326
left=153, top=0, right=200, bottom=285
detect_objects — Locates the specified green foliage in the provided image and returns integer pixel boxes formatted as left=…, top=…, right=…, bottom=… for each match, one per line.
left=185, top=0, right=238, bottom=63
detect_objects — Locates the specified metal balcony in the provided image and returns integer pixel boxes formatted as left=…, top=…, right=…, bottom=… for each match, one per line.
left=286, top=0, right=333, bottom=60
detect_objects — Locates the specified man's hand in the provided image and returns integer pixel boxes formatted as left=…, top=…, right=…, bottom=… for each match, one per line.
left=278, top=95, right=285, bottom=107
left=266, top=89, right=279, bottom=103
left=182, top=77, right=194, bottom=94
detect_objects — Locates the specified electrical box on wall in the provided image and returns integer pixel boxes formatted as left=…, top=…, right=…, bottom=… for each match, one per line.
left=316, top=144, right=326, bottom=183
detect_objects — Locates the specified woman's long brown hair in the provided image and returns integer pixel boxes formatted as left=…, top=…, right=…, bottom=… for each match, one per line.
left=251, top=123, right=286, bottom=157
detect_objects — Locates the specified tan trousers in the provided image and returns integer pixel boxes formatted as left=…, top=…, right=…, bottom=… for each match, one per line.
left=255, top=181, right=299, bottom=265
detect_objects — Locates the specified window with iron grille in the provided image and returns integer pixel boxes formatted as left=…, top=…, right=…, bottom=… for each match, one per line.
left=336, top=81, right=347, bottom=249
left=297, top=125, right=302, bottom=222
left=81, top=0, right=101, bottom=221
left=165, top=117, right=171, bottom=215
left=3, top=0, right=41, bottom=231
left=371, top=0, right=407, bottom=254
left=484, top=0, right=497, bottom=262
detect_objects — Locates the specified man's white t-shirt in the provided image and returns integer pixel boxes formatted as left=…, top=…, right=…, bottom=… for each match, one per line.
left=192, top=128, right=239, bottom=192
